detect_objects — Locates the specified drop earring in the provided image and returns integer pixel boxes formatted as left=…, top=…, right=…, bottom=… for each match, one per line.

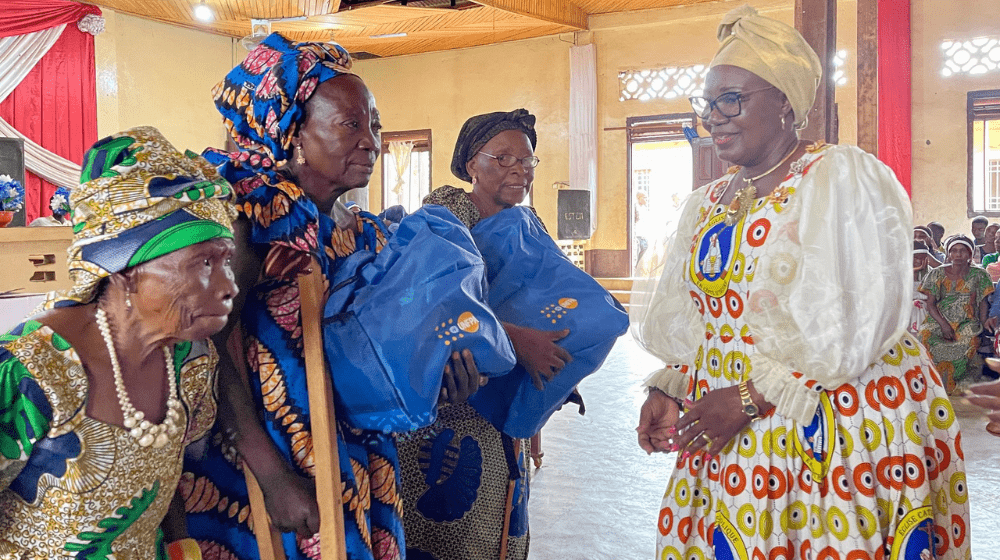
left=781, top=115, right=789, bottom=130
left=125, top=293, right=132, bottom=309
left=472, top=175, right=478, bottom=185
left=296, top=144, right=306, bottom=166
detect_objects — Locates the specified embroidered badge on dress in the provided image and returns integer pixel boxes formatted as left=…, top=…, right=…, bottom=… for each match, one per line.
left=690, top=212, right=745, bottom=298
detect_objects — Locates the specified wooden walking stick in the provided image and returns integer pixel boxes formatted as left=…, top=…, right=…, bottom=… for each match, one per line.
left=298, top=260, right=349, bottom=560
left=229, top=328, right=287, bottom=560
left=239, top=259, right=348, bottom=560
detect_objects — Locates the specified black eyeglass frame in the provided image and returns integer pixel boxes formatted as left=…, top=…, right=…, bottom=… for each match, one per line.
left=689, top=86, right=777, bottom=119
left=477, top=151, right=541, bottom=169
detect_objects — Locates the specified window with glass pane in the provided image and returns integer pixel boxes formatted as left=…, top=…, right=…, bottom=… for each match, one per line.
left=969, top=91, right=1000, bottom=215
left=382, top=130, right=431, bottom=213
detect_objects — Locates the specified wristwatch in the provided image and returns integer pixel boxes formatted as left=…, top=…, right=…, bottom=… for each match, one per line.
left=738, top=380, right=762, bottom=420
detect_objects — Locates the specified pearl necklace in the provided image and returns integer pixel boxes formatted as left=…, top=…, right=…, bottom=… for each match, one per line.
left=95, top=307, right=183, bottom=448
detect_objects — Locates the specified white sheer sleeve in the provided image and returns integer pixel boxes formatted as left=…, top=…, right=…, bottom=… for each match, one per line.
left=746, top=145, right=913, bottom=425
left=630, top=184, right=710, bottom=398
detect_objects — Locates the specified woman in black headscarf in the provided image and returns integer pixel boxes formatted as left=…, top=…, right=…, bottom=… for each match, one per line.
left=397, top=109, right=572, bottom=560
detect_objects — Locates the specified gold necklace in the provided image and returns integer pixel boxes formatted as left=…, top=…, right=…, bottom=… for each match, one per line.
left=724, top=145, right=799, bottom=226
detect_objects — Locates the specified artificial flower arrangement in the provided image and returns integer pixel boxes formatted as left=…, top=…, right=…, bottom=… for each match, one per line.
left=50, top=186, right=72, bottom=220
left=0, top=174, right=24, bottom=213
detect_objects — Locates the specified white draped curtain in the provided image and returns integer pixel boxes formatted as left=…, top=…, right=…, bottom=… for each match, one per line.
left=569, top=43, right=598, bottom=236
left=388, top=140, right=414, bottom=196
left=0, top=21, right=95, bottom=188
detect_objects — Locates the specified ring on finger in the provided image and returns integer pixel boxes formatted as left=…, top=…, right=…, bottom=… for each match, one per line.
left=699, top=433, right=713, bottom=446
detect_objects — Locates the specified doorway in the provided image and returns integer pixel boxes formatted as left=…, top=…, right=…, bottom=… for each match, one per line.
left=627, top=114, right=697, bottom=275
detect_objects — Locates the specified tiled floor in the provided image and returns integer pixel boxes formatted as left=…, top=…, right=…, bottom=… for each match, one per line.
left=527, top=334, right=1000, bottom=559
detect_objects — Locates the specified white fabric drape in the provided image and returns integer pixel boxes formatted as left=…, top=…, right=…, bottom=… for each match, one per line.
left=0, top=25, right=64, bottom=100
left=0, top=24, right=83, bottom=188
left=388, top=140, right=414, bottom=197
left=569, top=43, right=598, bottom=235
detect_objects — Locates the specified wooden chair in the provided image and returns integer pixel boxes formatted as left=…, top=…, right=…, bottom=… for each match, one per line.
left=243, top=262, right=347, bottom=560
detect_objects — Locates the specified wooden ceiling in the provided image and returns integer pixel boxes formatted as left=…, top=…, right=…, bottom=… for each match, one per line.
left=80, top=0, right=716, bottom=58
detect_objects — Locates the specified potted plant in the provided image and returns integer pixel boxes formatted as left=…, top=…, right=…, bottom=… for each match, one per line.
left=0, top=175, right=24, bottom=228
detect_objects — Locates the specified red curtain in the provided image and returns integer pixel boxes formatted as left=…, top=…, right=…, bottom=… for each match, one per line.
left=877, top=0, right=911, bottom=194
left=0, top=1, right=101, bottom=39
left=0, top=24, right=98, bottom=223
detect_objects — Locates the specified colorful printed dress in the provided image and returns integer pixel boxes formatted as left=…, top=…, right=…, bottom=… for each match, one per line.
left=918, top=265, right=993, bottom=393
left=0, top=321, right=217, bottom=559
left=396, top=185, right=529, bottom=560
left=634, top=144, right=971, bottom=559
left=181, top=166, right=406, bottom=560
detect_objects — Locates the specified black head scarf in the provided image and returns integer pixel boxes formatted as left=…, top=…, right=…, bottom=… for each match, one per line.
left=450, top=109, right=537, bottom=183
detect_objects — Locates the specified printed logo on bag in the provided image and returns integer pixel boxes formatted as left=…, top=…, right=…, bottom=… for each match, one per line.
left=541, top=298, right=578, bottom=324
left=436, top=311, right=479, bottom=345
left=458, top=311, right=480, bottom=333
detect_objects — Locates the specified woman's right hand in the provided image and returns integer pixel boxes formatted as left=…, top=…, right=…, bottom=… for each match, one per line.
left=940, top=322, right=957, bottom=341
left=260, top=468, right=320, bottom=537
left=636, top=388, right=680, bottom=455
left=505, top=323, right=573, bottom=390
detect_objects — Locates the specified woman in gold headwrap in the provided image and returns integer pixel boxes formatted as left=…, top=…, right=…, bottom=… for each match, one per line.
left=631, top=6, right=971, bottom=558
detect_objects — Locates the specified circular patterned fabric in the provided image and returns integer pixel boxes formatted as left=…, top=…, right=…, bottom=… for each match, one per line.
left=656, top=145, right=971, bottom=560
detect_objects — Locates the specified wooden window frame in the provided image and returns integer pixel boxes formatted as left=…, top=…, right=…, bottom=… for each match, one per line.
left=381, top=129, right=432, bottom=212
left=967, top=90, right=1000, bottom=217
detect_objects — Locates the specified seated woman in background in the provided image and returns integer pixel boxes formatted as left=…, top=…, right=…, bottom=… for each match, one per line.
left=982, top=227, right=1000, bottom=281
left=0, top=126, right=237, bottom=559
left=910, top=240, right=935, bottom=334
left=914, top=225, right=944, bottom=264
left=984, top=223, right=1000, bottom=257
left=920, top=234, right=994, bottom=393
left=928, top=221, right=946, bottom=255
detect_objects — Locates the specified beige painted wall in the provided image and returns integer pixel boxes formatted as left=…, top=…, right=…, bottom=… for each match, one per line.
left=355, top=0, right=861, bottom=254
left=911, top=0, right=1000, bottom=238
left=95, top=9, right=235, bottom=153
left=352, top=34, right=571, bottom=227
left=91, top=0, right=994, bottom=256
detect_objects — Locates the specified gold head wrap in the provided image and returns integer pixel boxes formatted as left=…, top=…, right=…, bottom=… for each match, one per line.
left=709, top=5, right=822, bottom=128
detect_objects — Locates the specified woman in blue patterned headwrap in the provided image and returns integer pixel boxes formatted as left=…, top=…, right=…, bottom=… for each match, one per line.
left=181, top=33, right=481, bottom=560
left=1, top=126, right=237, bottom=560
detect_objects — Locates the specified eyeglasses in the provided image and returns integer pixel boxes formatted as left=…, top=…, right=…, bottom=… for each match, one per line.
left=478, top=152, right=541, bottom=169
left=689, top=86, right=777, bottom=119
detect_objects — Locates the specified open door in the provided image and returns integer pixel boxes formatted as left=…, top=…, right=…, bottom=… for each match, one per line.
left=627, top=114, right=697, bottom=275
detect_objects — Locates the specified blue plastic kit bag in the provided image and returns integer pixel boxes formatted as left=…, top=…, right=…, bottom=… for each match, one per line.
left=323, top=205, right=517, bottom=434
left=467, top=206, right=629, bottom=438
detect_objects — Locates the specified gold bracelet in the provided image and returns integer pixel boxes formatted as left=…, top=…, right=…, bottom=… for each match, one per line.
left=738, top=380, right=761, bottom=421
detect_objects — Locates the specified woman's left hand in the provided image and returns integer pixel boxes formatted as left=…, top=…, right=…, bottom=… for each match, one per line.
left=672, top=385, right=750, bottom=457
left=505, top=323, right=573, bottom=390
